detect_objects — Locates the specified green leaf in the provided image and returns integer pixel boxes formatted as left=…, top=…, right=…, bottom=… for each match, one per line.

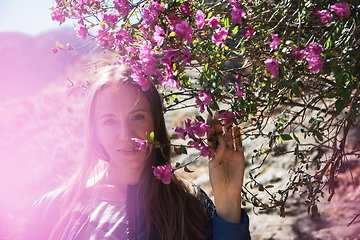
left=280, top=134, right=292, bottom=140
left=180, top=145, right=188, bottom=154
left=315, top=131, right=324, bottom=141
left=335, top=99, right=344, bottom=112
left=196, top=116, right=205, bottom=122
left=326, top=92, right=337, bottom=98
left=208, top=119, right=222, bottom=126
left=150, top=132, right=155, bottom=142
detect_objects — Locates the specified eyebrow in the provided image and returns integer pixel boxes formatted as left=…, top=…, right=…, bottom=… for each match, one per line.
left=98, top=108, right=147, bottom=120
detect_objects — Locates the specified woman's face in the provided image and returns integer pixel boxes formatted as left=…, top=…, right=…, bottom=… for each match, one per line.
left=94, top=84, right=154, bottom=171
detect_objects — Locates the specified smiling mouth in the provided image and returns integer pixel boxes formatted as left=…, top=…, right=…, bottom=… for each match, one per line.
left=118, top=148, right=137, bottom=152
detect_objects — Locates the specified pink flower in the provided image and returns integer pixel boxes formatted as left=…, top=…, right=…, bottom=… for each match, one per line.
left=161, top=49, right=178, bottom=65
left=131, top=66, right=152, bottom=91
left=220, top=111, right=235, bottom=125
left=185, top=118, right=195, bottom=138
left=131, top=138, right=147, bottom=152
left=305, top=42, right=323, bottom=55
left=192, top=121, right=210, bottom=137
left=235, top=83, right=243, bottom=99
left=167, top=13, right=182, bottom=31
left=74, top=22, right=87, bottom=39
left=242, top=25, right=255, bottom=38
left=231, top=7, right=246, bottom=25
left=196, top=10, right=205, bottom=29
left=195, top=91, right=212, bottom=113
left=162, top=64, right=179, bottom=88
left=316, top=10, right=332, bottom=25
left=51, top=9, right=63, bottom=24
left=264, top=58, right=279, bottom=78
left=114, top=0, right=130, bottom=16
left=229, top=0, right=240, bottom=8
left=153, top=165, right=174, bottom=184
left=268, top=34, right=280, bottom=50
left=174, top=127, right=186, bottom=140
left=101, top=12, right=118, bottom=24
left=291, top=46, right=306, bottom=60
left=182, top=49, right=191, bottom=65
left=52, top=48, right=59, bottom=54
left=179, top=1, right=194, bottom=16
left=212, top=27, right=228, bottom=48
left=306, top=54, right=323, bottom=73
left=175, top=21, right=193, bottom=44
left=208, top=16, right=220, bottom=28
left=153, top=25, right=165, bottom=46
left=193, top=140, right=211, bottom=157
left=330, top=2, right=351, bottom=20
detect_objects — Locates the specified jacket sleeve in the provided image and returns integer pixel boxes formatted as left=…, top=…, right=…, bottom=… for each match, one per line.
left=21, top=188, right=64, bottom=240
left=212, top=209, right=250, bottom=240
left=191, top=184, right=251, bottom=240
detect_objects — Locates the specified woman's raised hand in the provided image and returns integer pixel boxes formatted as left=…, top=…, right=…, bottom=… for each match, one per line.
left=207, top=113, right=245, bottom=223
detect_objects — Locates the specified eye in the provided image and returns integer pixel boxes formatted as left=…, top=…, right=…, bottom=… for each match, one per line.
left=103, top=119, right=117, bottom=125
left=132, top=114, right=144, bottom=120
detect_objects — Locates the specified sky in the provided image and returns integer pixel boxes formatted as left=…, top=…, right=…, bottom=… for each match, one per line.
left=0, top=0, right=75, bottom=36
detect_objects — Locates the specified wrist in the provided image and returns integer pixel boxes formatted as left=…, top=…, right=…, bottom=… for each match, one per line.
left=214, top=194, right=242, bottom=223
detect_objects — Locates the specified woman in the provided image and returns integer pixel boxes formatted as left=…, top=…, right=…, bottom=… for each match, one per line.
left=23, top=64, right=250, bottom=240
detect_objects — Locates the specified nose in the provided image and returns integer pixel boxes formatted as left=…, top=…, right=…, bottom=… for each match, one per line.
left=117, top=120, right=134, bottom=140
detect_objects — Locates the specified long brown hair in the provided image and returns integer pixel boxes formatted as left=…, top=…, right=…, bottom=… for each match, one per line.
left=49, top=64, right=207, bottom=240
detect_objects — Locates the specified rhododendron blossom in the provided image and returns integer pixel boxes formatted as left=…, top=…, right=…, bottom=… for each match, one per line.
left=175, top=21, right=193, bottom=44
left=114, top=0, right=131, bottom=16
left=195, top=91, right=212, bottom=113
left=179, top=1, right=194, bottom=16
left=192, top=121, right=210, bottom=138
left=268, top=34, right=280, bottom=50
left=235, top=83, right=244, bottom=99
left=51, top=9, right=63, bottom=23
left=193, top=140, right=211, bottom=158
left=291, top=46, right=306, bottom=60
left=303, top=42, right=323, bottom=73
left=212, top=27, right=228, bottom=48
left=220, top=111, right=235, bottom=125
left=153, top=165, right=174, bottom=184
left=264, top=58, right=279, bottom=78
left=101, top=12, right=118, bottom=24
left=242, top=26, right=255, bottom=38
left=131, top=66, right=152, bottom=91
left=316, top=10, right=332, bottom=25
left=174, top=127, right=186, bottom=140
left=131, top=138, right=147, bottom=152
left=231, top=6, right=246, bottom=25
left=306, top=54, right=323, bottom=73
left=161, top=49, right=178, bottom=65
left=208, top=17, right=220, bottom=28
left=74, top=21, right=87, bottom=39
left=305, top=42, right=323, bottom=55
left=330, top=2, right=351, bottom=20
left=195, top=10, right=205, bottom=29
left=153, top=26, right=165, bottom=46
left=229, top=0, right=240, bottom=8
left=167, top=13, right=182, bottom=31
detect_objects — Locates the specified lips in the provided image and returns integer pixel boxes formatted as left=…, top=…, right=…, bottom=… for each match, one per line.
left=117, top=146, right=139, bottom=155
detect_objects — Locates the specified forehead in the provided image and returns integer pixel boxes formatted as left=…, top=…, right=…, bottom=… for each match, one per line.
left=95, top=84, right=151, bottom=114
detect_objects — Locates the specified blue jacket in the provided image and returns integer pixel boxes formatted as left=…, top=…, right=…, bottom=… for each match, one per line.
left=23, top=185, right=250, bottom=240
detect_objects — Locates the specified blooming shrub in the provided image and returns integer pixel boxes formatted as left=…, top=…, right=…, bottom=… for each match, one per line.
left=50, top=0, right=360, bottom=219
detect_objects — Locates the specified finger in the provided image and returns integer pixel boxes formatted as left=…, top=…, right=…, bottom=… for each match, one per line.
left=224, top=121, right=233, bottom=147
left=234, top=125, right=242, bottom=151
